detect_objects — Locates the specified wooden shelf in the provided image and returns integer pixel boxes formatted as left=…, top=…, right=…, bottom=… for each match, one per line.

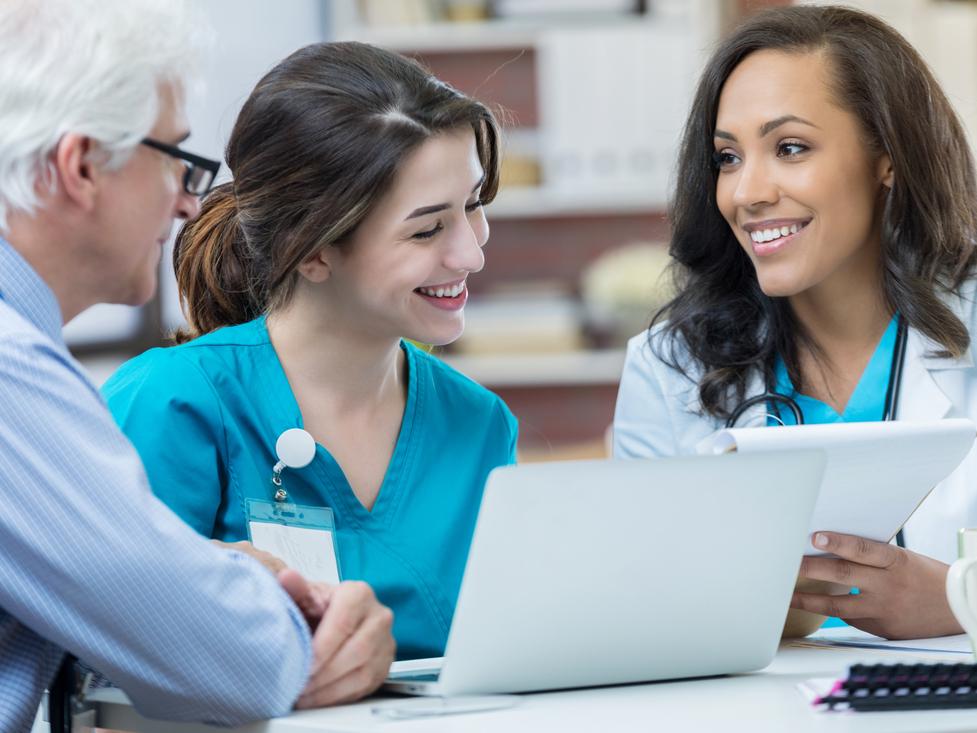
left=487, top=186, right=664, bottom=219
left=441, top=348, right=626, bottom=387
left=339, top=16, right=649, bottom=53
left=343, top=20, right=536, bottom=52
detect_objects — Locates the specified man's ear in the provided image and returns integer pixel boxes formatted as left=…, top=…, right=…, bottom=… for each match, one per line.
left=877, top=152, right=894, bottom=190
left=297, top=247, right=332, bottom=283
left=54, top=134, right=99, bottom=212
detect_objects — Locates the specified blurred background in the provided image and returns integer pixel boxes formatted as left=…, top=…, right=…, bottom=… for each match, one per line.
left=73, top=0, right=977, bottom=461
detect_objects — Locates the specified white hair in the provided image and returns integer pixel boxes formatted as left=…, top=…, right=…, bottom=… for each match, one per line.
left=0, top=0, right=211, bottom=231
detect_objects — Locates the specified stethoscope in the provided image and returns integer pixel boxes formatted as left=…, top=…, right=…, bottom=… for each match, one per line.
left=724, top=316, right=910, bottom=546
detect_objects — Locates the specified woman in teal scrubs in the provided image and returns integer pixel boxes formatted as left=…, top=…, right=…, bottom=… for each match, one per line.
left=614, top=6, right=977, bottom=639
left=103, top=42, right=516, bottom=660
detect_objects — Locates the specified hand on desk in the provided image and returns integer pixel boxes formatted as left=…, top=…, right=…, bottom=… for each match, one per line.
left=278, top=570, right=395, bottom=707
left=791, top=531, right=963, bottom=640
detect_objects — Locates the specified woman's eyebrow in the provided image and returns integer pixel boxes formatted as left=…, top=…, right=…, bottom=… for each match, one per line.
left=406, top=203, right=449, bottom=220
left=759, top=114, right=819, bottom=137
left=404, top=175, right=487, bottom=221
left=714, top=115, right=819, bottom=144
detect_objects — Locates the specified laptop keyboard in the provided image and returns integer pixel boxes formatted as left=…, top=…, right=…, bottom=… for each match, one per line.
left=818, top=663, right=977, bottom=711
left=387, top=670, right=441, bottom=683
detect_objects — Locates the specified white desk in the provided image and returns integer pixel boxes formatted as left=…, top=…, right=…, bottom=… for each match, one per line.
left=92, top=641, right=977, bottom=733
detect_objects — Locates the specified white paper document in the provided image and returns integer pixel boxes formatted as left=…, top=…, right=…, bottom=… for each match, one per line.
left=806, top=626, right=974, bottom=656
left=696, top=419, right=976, bottom=554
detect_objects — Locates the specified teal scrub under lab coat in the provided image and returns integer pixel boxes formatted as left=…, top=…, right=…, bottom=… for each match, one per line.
left=771, top=315, right=899, bottom=426
left=103, top=316, right=518, bottom=660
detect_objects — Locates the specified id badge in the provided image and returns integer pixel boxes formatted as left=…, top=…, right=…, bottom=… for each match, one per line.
left=245, top=498, right=341, bottom=584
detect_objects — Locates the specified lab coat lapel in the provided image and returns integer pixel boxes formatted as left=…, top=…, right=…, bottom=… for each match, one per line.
left=739, top=370, right=769, bottom=426
left=683, top=369, right=767, bottom=428
left=895, top=328, right=961, bottom=421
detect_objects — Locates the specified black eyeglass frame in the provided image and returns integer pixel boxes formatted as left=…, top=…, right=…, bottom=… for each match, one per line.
left=140, top=137, right=221, bottom=196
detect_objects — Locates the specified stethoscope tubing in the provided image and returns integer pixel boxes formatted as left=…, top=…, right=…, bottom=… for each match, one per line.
left=725, top=316, right=908, bottom=429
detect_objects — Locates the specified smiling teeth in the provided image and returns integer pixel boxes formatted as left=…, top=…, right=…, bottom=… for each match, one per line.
left=419, top=282, right=465, bottom=298
left=750, top=223, right=803, bottom=243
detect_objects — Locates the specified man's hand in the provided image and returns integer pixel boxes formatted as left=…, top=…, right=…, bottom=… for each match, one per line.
left=278, top=570, right=395, bottom=707
left=277, top=568, right=333, bottom=628
left=791, top=531, right=962, bottom=640
left=212, top=539, right=287, bottom=575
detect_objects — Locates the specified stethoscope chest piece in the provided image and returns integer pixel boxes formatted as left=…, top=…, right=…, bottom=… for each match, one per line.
left=271, top=428, right=316, bottom=502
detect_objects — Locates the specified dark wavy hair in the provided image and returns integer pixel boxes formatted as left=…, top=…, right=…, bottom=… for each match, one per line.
left=653, top=5, right=977, bottom=419
left=172, top=41, right=500, bottom=342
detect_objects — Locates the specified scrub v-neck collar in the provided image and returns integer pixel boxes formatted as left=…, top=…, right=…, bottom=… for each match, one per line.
left=772, top=314, right=899, bottom=424
left=258, top=316, right=422, bottom=530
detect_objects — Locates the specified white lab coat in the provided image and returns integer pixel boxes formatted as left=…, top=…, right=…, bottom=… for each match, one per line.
left=613, top=280, right=977, bottom=565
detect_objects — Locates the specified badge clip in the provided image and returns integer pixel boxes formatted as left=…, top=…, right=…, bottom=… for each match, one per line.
left=271, top=428, right=316, bottom=502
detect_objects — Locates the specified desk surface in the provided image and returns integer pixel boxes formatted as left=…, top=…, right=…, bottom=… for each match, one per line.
left=93, top=640, right=977, bottom=733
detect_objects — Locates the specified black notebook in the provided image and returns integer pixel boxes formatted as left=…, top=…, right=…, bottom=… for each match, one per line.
left=817, top=662, right=977, bottom=711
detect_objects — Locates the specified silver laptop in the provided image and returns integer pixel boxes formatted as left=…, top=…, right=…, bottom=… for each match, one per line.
left=385, top=450, right=825, bottom=696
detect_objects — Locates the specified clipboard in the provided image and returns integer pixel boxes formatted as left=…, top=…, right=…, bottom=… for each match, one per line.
left=696, top=418, right=976, bottom=555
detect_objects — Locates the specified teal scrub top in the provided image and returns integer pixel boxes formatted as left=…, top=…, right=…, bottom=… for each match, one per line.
left=770, top=314, right=899, bottom=628
left=770, top=315, right=900, bottom=426
left=103, top=316, right=518, bottom=660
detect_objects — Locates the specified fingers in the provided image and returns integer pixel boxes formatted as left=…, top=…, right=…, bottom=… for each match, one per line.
left=798, top=554, right=884, bottom=589
left=796, top=537, right=963, bottom=640
left=308, top=582, right=389, bottom=678
left=296, top=653, right=392, bottom=708
left=277, top=570, right=334, bottom=627
left=791, top=590, right=868, bottom=620
left=277, top=568, right=310, bottom=603
left=296, top=665, right=371, bottom=708
left=213, top=539, right=288, bottom=574
left=296, top=601, right=395, bottom=707
left=810, top=532, right=899, bottom=569
left=255, top=550, right=287, bottom=574
left=308, top=600, right=394, bottom=690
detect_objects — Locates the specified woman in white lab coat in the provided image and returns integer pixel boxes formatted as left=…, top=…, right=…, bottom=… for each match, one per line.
left=614, top=5, right=977, bottom=639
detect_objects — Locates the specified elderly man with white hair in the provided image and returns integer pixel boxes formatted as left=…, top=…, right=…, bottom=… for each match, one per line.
left=0, top=1, right=395, bottom=730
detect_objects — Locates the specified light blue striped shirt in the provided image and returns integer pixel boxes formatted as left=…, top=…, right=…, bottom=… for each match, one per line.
left=0, top=237, right=312, bottom=732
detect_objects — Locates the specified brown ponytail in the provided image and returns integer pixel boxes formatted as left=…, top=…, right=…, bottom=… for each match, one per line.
left=171, top=182, right=260, bottom=343
left=170, top=41, right=501, bottom=343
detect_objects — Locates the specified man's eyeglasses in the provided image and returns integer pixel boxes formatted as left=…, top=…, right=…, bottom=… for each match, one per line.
left=140, top=137, right=221, bottom=196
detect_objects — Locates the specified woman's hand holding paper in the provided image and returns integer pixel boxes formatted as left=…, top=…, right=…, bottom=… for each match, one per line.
left=791, top=531, right=962, bottom=640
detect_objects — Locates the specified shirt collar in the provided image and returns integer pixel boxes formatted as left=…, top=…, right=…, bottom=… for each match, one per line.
left=0, top=236, right=64, bottom=344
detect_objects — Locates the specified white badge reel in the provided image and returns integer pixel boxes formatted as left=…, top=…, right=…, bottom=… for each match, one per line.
left=246, top=428, right=342, bottom=584
left=272, top=427, right=317, bottom=502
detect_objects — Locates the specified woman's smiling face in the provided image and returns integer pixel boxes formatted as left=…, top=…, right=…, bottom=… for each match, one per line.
left=314, top=126, right=488, bottom=347
left=713, top=48, right=893, bottom=299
